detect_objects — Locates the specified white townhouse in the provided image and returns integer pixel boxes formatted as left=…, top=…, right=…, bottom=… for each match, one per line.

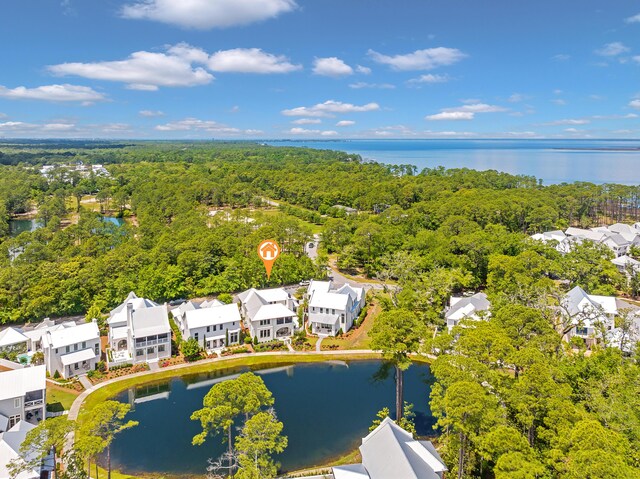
left=181, top=303, right=242, bottom=352
left=532, top=224, right=640, bottom=257
left=611, top=255, right=640, bottom=275
left=170, top=299, right=224, bottom=332
left=0, top=420, right=54, bottom=479
left=445, top=292, right=491, bottom=332
left=0, top=366, right=46, bottom=433
left=21, top=319, right=79, bottom=355
left=107, top=292, right=171, bottom=365
left=332, top=417, right=447, bottom=479
left=238, top=288, right=298, bottom=343
left=307, top=280, right=366, bottom=336
left=43, top=321, right=100, bottom=379
left=0, top=327, right=28, bottom=355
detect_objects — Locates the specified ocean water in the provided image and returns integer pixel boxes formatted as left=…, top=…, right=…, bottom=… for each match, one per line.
left=265, top=139, right=640, bottom=185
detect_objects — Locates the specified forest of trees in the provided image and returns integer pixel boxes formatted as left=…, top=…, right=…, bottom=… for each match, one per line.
left=1, top=141, right=639, bottom=478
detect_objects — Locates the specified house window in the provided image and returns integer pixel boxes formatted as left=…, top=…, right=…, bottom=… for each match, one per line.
left=9, top=415, right=20, bottom=428
left=147, top=347, right=155, bottom=355
left=230, top=332, right=238, bottom=343
left=95, top=343, right=100, bottom=355
left=320, top=308, right=324, bottom=314
left=341, top=315, right=345, bottom=324
left=65, top=346, right=70, bottom=353
left=74, top=363, right=79, bottom=370
left=277, top=318, right=285, bottom=325
left=195, top=333, right=199, bottom=341
left=158, top=345, right=165, bottom=353
left=14, top=398, right=21, bottom=409
left=82, top=341, right=86, bottom=349
left=158, top=333, right=169, bottom=341
left=259, top=329, right=271, bottom=339
left=259, top=320, right=270, bottom=326
left=74, top=344, right=78, bottom=351
left=332, top=309, right=335, bottom=315
left=136, top=349, right=144, bottom=357
left=206, top=326, right=210, bottom=333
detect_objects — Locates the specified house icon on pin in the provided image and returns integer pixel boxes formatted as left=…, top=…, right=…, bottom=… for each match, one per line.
left=259, top=241, right=279, bottom=260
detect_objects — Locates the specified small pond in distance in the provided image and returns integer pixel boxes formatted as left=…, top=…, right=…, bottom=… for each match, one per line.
left=107, top=360, right=434, bottom=477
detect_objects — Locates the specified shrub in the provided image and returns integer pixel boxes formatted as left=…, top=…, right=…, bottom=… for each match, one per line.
left=217, top=293, right=233, bottom=304
left=244, top=336, right=253, bottom=345
left=96, top=360, right=106, bottom=372
left=182, top=338, right=203, bottom=362
left=253, top=336, right=258, bottom=345
left=53, top=370, right=61, bottom=379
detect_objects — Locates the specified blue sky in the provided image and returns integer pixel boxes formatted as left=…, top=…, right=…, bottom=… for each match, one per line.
left=0, top=0, right=639, bottom=139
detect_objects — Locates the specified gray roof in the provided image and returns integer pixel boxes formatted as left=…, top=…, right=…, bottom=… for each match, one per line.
left=131, top=305, right=170, bottom=338
left=360, top=417, right=447, bottom=479
left=563, top=286, right=597, bottom=316
left=445, top=293, right=490, bottom=320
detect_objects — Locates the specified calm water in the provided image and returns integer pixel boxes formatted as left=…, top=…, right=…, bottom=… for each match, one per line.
left=8, top=219, right=42, bottom=236
left=266, top=139, right=640, bottom=185
left=101, top=216, right=125, bottom=227
left=107, top=360, right=434, bottom=477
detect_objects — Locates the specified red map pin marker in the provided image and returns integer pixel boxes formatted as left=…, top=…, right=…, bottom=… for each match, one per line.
left=258, top=239, right=280, bottom=279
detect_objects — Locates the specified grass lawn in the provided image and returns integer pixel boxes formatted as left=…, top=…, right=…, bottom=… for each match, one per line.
left=320, top=296, right=382, bottom=350
left=46, top=384, right=80, bottom=412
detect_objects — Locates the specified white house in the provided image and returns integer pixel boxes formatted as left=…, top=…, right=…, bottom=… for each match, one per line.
left=238, top=288, right=298, bottom=343
left=107, top=293, right=171, bottom=365
left=0, top=420, right=53, bottom=479
left=561, top=286, right=640, bottom=350
left=532, top=224, right=640, bottom=257
left=42, top=321, right=100, bottom=379
left=0, top=328, right=28, bottom=355
left=611, top=255, right=640, bottom=275
left=332, top=417, right=447, bottom=479
left=307, top=280, right=365, bottom=336
left=0, top=366, right=46, bottom=434
left=445, top=292, right=491, bottom=332
left=181, top=303, right=242, bottom=352
left=21, top=319, right=79, bottom=355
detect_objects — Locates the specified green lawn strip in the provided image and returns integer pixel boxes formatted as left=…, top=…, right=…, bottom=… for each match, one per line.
left=46, top=384, right=80, bottom=412
left=77, top=353, right=380, bottom=425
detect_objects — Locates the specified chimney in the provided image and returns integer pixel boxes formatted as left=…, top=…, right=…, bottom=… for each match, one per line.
left=127, top=302, right=134, bottom=327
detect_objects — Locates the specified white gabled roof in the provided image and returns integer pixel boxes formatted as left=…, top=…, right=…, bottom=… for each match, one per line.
left=333, top=464, right=370, bottom=479
left=360, top=417, right=447, bottom=479
left=252, top=304, right=296, bottom=322
left=308, top=280, right=332, bottom=297
left=170, top=301, right=198, bottom=319
left=109, top=292, right=158, bottom=325
left=310, top=292, right=350, bottom=311
left=185, top=303, right=241, bottom=330
left=200, top=299, right=224, bottom=308
left=131, top=305, right=170, bottom=338
left=0, top=328, right=28, bottom=348
left=0, top=365, right=46, bottom=401
left=0, top=421, right=41, bottom=479
left=445, top=293, right=490, bottom=321
left=612, top=255, right=640, bottom=268
left=44, top=321, right=99, bottom=349
left=336, top=283, right=364, bottom=303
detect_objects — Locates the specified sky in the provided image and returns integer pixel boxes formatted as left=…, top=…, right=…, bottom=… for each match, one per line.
left=0, top=0, right=639, bottom=139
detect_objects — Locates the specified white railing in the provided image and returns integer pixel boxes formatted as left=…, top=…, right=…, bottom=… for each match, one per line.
left=25, top=399, right=44, bottom=408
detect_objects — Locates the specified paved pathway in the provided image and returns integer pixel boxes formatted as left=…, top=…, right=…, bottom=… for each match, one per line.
left=316, top=336, right=325, bottom=352
left=148, top=360, right=160, bottom=372
left=68, top=349, right=379, bottom=421
left=77, top=374, right=92, bottom=390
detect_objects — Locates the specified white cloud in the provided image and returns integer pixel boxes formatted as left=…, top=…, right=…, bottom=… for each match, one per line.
left=425, top=111, right=475, bottom=121
left=632, top=56, right=640, bottom=64
left=282, top=100, right=380, bottom=117
left=591, top=113, right=637, bottom=120
left=121, top=0, right=297, bottom=29
left=595, top=42, right=630, bottom=57
left=139, top=110, right=164, bottom=117
left=507, top=93, right=527, bottom=103
left=349, top=82, right=395, bottom=89
left=336, top=120, right=355, bottom=127
left=312, top=57, right=353, bottom=77
left=287, top=127, right=337, bottom=136
left=101, top=123, right=133, bottom=133
left=630, top=99, right=640, bottom=109
left=0, top=113, right=6, bottom=119
left=208, top=48, right=301, bottom=73
left=49, top=45, right=214, bottom=90
left=0, top=84, right=106, bottom=103
left=407, top=74, right=450, bottom=84
left=543, top=118, right=590, bottom=125
left=625, top=13, right=640, bottom=23
left=291, top=118, right=321, bottom=125
left=425, top=102, right=506, bottom=121
left=155, top=117, right=261, bottom=135
left=367, top=47, right=466, bottom=71
left=356, top=65, right=371, bottom=75
left=552, top=54, right=571, bottom=61
left=552, top=99, right=567, bottom=105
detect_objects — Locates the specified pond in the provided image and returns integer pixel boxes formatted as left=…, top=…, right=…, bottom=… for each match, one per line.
left=9, top=219, right=42, bottom=236
left=106, top=360, right=434, bottom=477
left=101, top=216, right=125, bottom=226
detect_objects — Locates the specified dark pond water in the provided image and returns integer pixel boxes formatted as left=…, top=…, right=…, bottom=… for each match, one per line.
left=107, top=360, right=434, bottom=477
left=9, top=219, right=42, bottom=236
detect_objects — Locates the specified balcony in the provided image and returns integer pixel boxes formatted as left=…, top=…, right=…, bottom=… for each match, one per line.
left=24, top=398, right=44, bottom=409
left=134, top=337, right=169, bottom=348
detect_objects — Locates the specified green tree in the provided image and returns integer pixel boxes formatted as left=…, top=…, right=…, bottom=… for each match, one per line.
left=182, top=337, right=203, bottom=362
left=192, top=372, right=274, bottom=475
left=369, top=403, right=416, bottom=437
left=78, top=401, right=138, bottom=479
left=234, top=411, right=288, bottom=479
left=369, top=309, right=426, bottom=420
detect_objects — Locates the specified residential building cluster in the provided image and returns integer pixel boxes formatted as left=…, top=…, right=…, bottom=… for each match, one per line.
left=39, top=162, right=109, bottom=180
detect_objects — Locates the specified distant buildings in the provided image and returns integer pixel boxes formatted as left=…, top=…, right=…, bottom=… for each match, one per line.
left=0, top=420, right=53, bottom=479
left=39, top=161, right=108, bottom=181
left=306, top=280, right=365, bottom=336
left=532, top=223, right=640, bottom=258
left=445, top=292, right=491, bottom=332
left=332, top=417, right=447, bottom=479
left=238, top=288, right=298, bottom=343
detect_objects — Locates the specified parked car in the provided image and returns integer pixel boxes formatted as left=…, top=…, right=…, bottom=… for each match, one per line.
left=299, top=280, right=310, bottom=286
left=308, top=242, right=315, bottom=248
left=168, top=298, right=187, bottom=306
